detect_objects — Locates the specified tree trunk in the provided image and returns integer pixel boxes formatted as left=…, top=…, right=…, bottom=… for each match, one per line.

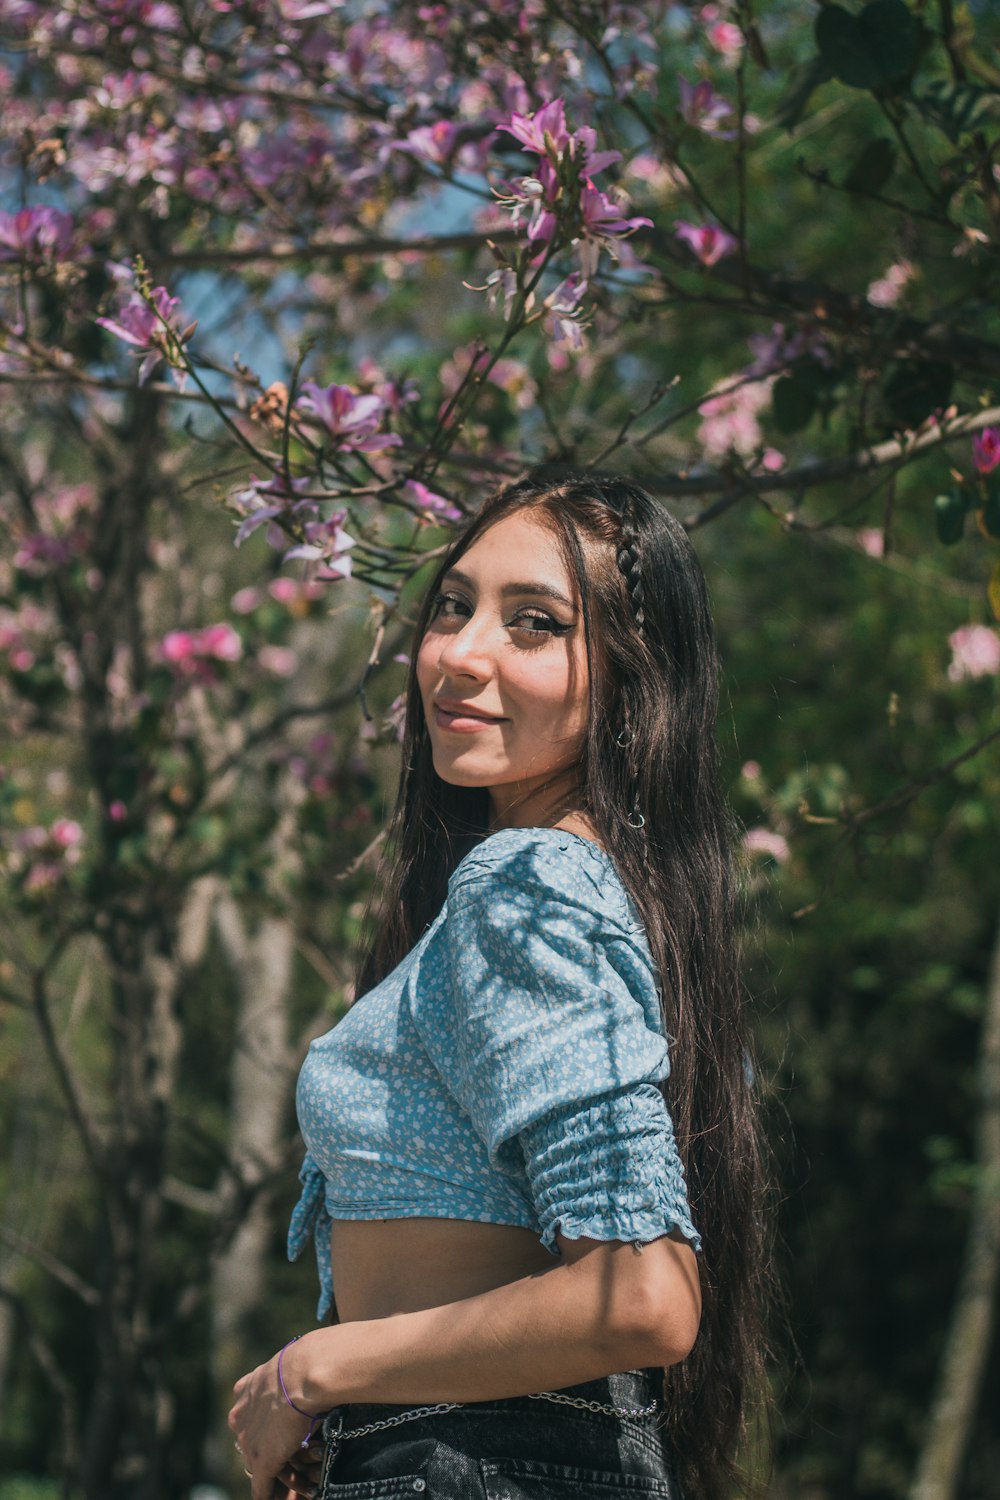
left=909, top=907, right=1000, bottom=1500
left=204, top=853, right=298, bottom=1484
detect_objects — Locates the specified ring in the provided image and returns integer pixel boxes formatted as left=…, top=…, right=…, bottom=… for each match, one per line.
left=243, top=1469, right=253, bottom=1480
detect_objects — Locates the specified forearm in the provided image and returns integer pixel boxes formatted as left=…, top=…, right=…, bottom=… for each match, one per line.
left=292, top=1250, right=662, bottom=1410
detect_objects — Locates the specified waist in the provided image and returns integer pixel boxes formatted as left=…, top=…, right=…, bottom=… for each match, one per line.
left=329, top=1216, right=557, bottom=1321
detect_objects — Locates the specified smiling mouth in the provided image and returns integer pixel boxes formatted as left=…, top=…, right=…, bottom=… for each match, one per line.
left=433, top=702, right=507, bottom=730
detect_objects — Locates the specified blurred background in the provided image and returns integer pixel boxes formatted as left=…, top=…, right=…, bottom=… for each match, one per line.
left=1, top=1, right=999, bottom=1497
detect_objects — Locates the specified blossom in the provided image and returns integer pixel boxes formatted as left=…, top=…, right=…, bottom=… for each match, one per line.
left=706, top=20, right=744, bottom=55
left=258, top=645, right=299, bottom=677
left=403, top=480, right=463, bottom=522
left=698, top=376, right=773, bottom=460
left=972, top=427, right=1000, bottom=474
left=159, top=623, right=243, bottom=681
left=393, top=120, right=460, bottom=165
left=0, top=205, right=80, bottom=263
left=866, top=260, right=914, bottom=308
left=283, top=512, right=356, bottom=580
left=96, top=278, right=193, bottom=386
left=947, top=625, right=1000, bottom=682
left=298, top=382, right=402, bottom=452
left=675, top=220, right=738, bottom=266
left=678, top=76, right=736, bottom=137
left=857, top=528, right=885, bottom=559
left=742, top=827, right=790, bottom=863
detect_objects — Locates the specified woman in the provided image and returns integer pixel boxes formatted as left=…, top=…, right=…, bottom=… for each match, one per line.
left=229, top=470, right=769, bottom=1500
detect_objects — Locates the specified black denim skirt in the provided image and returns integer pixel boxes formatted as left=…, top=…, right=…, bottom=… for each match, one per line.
left=317, top=1367, right=679, bottom=1498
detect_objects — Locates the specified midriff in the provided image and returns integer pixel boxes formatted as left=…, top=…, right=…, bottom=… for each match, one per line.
left=328, top=1217, right=557, bottom=1322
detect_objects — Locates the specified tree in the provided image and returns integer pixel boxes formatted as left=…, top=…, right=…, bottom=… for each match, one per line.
left=1, top=2, right=999, bottom=1496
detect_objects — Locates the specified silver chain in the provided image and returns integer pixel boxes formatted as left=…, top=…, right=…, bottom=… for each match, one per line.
left=329, top=1387, right=660, bottom=1445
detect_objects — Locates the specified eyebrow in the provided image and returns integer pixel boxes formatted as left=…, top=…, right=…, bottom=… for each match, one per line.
left=442, top=568, right=576, bottom=610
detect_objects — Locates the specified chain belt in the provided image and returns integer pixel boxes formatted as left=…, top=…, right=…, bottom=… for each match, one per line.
left=318, top=1384, right=661, bottom=1489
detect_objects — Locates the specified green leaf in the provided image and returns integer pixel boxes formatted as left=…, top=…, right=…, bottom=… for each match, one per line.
left=816, top=0, right=917, bottom=91
left=912, top=79, right=1000, bottom=142
left=772, top=374, right=819, bottom=433
left=858, top=0, right=917, bottom=81
left=842, top=137, right=896, bottom=193
left=816, top=6, right=882, bottom=90
left=774, top=54, right=835, bottom=130
left=882, top=359, right=953, bottom=428
left=934, top=491, right=965, bottom=545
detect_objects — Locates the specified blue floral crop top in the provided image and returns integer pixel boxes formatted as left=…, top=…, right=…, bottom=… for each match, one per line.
left=288, top=825, right=701, bottom=1319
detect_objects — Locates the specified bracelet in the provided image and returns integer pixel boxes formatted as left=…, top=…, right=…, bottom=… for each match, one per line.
left=278, top=1336, right=323, bottom=1449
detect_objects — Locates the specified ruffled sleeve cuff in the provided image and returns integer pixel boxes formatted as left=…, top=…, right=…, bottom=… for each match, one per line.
left=518, top=1084, right=702, bottom=1257
left=287, top=1153, right=334, bottom=1321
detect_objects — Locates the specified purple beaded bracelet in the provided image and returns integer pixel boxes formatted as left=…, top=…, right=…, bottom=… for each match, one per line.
left=277, top=1336, right=323, bottom=1449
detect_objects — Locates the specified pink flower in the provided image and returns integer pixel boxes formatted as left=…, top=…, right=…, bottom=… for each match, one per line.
left=972, top=427, right=1000, bottom=474
left=394, top=121, right=460, bottom=165
left=866, top=260, right=914, bottom=308
left=740, top=761, right=762, bottom=781
left=675, top=220, right=738, bottom=266
left=230, top=586, right=261, bottom=614
left=403, top=480, right=463, bottom=522
left=947, top=625, right=1000, bottom=682
left=298, top=382, right=402, bottom=452
left=108, top=801, right=128, bottom=822
left=199, top=623, right=243, bottom=662
left=678, top=76, right=736, bottom=137
left=707, top=20, right=744, bottom=55
left=498, top=99, right=572, bottom=158
left=742, top=827, right=790, bottom=863
left=50, top=818, right=84, bottom=848
left=159, top=623, right=243, bottom=678
left=857, top=528, right=885, bottom=559
left=96, top=280, right=192, bottom=386
left=0, top=206, right=79, bottom=263
left=258, top=645, right=299, bottom=677
left=282, top=511, right=356, bottom=580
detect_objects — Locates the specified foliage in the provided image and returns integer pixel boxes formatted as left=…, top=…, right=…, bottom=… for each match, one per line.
left=1, top=1, right=1000, bottom=1497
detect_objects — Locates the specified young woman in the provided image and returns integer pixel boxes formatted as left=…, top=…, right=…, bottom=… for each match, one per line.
left=229, top=470, right=769, bottom=1500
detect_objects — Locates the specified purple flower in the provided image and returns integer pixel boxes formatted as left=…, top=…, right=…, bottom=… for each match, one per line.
left=298, top=381, right=403, bottom=452
left=498, top=99, right=572, bottom=158
left=393, top=121, right=460, bottom=165
left=678, top=76, right=736, bottom=137
left=0, top=206, right=79, bottom=263
left=403, top=480, right=463, bottom=522
left=972, top=427, right=1000, bottom=474
left=96, top=281, right=192, bottom=386
left=676, top=220, right=739, bottom=266
left=283, top=511, right=356, bottom=579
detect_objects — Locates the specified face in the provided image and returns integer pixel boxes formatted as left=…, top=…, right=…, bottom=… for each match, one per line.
left=415, top=509, right=590, bottom=827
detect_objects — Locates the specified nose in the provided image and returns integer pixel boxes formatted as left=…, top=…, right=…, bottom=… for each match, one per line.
left=434, top=612, right=494, bottom=682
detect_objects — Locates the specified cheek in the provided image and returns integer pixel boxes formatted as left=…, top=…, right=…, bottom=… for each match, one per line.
left=415, top=637, right=438, bottom=704
left=506, top=649, right=588, bottom=725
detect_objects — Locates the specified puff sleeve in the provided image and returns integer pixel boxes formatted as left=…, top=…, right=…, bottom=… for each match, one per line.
left=413, top=837, right=702, bottom=1256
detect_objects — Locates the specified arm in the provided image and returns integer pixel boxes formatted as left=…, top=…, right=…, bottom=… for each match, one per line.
left=229, top=1229, right=701, bottom=1500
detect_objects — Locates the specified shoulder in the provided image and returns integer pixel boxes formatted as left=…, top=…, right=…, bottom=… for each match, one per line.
left=447, top=825, right=634, bottom=935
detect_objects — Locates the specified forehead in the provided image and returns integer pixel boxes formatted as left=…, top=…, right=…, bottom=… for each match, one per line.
left=451, top=510, right=572, bottom=585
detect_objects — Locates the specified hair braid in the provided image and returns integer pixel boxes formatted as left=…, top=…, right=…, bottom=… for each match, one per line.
left=616, top=500, right=645, bottom=639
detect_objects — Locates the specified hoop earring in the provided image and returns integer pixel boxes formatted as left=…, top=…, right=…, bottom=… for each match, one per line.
left=616, top=727, right=633, bottom=748
left=626, top=809, right=646, bottom=830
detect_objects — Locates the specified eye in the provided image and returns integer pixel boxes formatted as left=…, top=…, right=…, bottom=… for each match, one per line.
left=509, top=609, right=572, bottom=639
left=430, top=590, right=471, bottom=622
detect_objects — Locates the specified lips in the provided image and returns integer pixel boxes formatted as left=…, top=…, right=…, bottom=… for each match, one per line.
left=434, top=699, right=506, bottom=723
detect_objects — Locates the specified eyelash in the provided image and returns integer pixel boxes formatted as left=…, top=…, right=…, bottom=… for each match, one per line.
left=430, top=592, right=571, bottom=639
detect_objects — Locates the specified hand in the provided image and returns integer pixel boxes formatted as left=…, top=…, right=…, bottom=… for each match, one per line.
left=229, top=1346, right=323, bottom=1500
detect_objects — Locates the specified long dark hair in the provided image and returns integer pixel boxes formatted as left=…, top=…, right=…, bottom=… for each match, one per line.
left=356, top=469, right=772, bottom=1500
